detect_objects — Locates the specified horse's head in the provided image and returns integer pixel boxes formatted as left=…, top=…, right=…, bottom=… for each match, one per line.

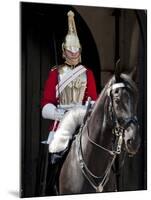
left=108, top=67, right=141, bottom=156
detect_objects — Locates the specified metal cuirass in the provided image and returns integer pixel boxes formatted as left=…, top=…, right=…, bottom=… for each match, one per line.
left=58, top=65, right=87, bottom=105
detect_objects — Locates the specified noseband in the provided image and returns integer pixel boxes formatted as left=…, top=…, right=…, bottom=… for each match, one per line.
left=76, top=81, right=138, bottom=193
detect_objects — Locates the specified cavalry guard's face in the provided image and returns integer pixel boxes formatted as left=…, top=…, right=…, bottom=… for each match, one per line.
left=64, top=48, right=80, bottom=60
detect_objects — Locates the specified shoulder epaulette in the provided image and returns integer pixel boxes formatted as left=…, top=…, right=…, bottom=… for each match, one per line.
left=57, top=64, right=65, bottom=70
left=50, top=65, right=57, bottom=71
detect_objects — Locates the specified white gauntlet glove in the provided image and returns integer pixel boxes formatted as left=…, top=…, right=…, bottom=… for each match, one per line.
left=42, top=103, right=65, bottom=121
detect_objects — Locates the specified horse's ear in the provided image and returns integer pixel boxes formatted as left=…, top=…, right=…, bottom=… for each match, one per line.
left=129, top=66, right=137, bottom=81
left=115, top=58, right=121, bottom=82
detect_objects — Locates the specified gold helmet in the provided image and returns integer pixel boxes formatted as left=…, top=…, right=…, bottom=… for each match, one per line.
left=62, top=10, right=81, bottom=53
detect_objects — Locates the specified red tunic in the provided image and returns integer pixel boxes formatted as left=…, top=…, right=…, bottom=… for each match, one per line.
left=41, top=66, right=98, bottom=130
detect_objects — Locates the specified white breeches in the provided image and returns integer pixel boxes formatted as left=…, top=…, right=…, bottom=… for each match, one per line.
left=49, top=107, right=86, bottom=153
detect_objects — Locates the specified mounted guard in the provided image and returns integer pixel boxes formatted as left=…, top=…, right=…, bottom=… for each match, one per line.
left=41, top=10, right=97, bottom=194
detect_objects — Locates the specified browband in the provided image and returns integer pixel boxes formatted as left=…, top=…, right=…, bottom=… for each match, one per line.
left=107, top=83, right=125, bottom=96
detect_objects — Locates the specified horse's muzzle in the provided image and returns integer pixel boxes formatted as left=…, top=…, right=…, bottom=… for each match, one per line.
left=124, top=122, right=140, bottom=155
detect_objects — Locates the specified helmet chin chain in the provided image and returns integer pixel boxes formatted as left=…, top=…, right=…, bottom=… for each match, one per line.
left=64, top=55, right=81, bottom=67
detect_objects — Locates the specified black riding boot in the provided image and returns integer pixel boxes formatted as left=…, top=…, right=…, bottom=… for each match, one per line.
left=45, top=149, right=69, bottom=195
left=45, top=154, right=60, bottom=196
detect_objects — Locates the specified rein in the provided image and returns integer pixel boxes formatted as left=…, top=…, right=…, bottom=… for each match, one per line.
left=76, top=121, right=124, bottom=192
left=76, top=81, right=138, bottom=192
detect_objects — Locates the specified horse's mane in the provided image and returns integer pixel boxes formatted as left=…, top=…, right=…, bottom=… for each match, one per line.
left=92, top=73, right=138, bottom=116
left=120, top=73, right=138, bottom=93
left=99, top=73, right=138, bottom=99
left=95, top=75, right=115, bottom=104
left=90, top=76, right=115, bottom=117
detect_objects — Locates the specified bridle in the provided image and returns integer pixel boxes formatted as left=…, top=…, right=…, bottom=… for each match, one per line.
left=76, top=81, right=139, bottom=192
left=108, top=82, right=138, bottom=154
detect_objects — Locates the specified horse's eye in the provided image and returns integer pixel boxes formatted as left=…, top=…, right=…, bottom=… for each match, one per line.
left=112, top=89, right=120, bottom=98
left=114, top=89, right=119, bottom=94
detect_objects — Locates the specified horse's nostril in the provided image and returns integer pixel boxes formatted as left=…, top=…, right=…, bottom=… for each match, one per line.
left=128, top=154, right=134, bottom=158
left=127, top=139, right=133, bottom=145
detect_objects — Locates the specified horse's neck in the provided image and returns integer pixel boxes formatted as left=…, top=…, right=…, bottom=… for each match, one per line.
left=82, top=83, right=114, bottom=158
left=89, top=92, right=111, bottom=137
left=80, top=91, right=113, bottom=175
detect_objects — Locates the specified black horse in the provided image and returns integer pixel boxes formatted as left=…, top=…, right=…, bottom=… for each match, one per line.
left=58, top=70, right=141, bottom=195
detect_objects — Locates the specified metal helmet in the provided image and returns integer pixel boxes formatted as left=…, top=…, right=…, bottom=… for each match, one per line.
left=62, top=10, right=81, bottom=53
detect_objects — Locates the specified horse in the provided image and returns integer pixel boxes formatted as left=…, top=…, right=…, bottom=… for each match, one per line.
left=58, top=70, right=141, bottom=195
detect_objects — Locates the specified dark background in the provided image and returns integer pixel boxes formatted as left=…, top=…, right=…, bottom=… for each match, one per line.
left=21, top=2, right=147, bottom=198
